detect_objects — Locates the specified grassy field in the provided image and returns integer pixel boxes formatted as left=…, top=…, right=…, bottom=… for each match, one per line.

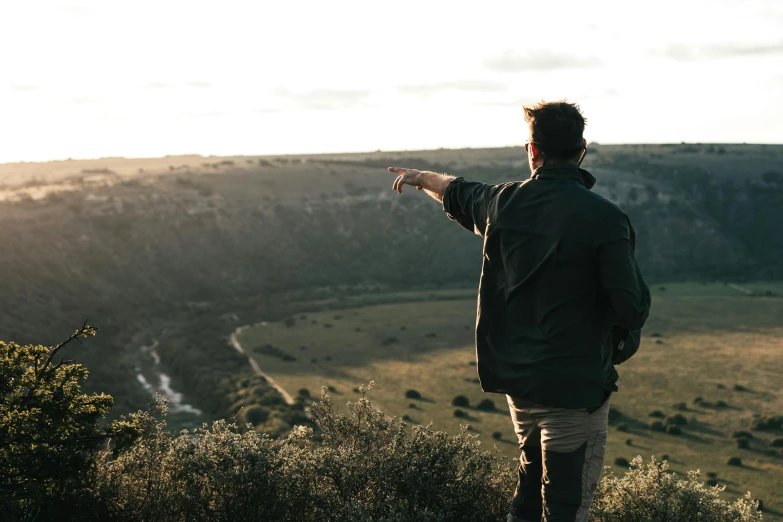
left=238, top=282, right=783, bottom=517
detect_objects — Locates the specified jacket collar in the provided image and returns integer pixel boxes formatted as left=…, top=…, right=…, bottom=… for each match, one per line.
left=530, top=163, right=596, bottom=190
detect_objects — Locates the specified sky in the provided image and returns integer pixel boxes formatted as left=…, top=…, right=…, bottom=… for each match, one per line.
left=1, top=0, right=782, bottom=163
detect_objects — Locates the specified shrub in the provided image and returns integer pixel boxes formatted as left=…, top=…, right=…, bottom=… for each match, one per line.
left=715, top=400, right=728, bottom=408
left=751, top=415, right=783, bottom=431
left=706, top=471, right=718, bottom=478
left=732, top=430, right=754, bottom=439
left=476, top=399, right=495, bottom=411
left=666, top=414, right=688, bottom=426
left=625, top=438, right=633, bottom=446
left=727, top=456, right=743, bottom=466
left=298, top=388, right=311, bottom=398
left=454, top=409, right=467, bottom=418
left=607, top=408, right=623, bottom=424
left=405, top=389, right=422, bottom=399
left=650, top=421, right=666, bottom=432
left=402, top=414, right=412, bottom=422
left=733, top=384, right=748, bottom=391
left=673, top=402, right=687, bottom=411
left=616, top=423, right=629, bottom=432
left=661, top=454, right=670, bottom=461
left=737, top=438, right=750, bottom=449
left=452, top=395, right=470, bottom=407
left=492, top=432, right=502, bottom=440
left=242, top=405, right=270, bottom=426
left=614, top=457, right=630, bottom=467
left=409, top=403, right=417, bottom=409
left=591, top=457, right=761, bottom=521
left=649, top=410, right=665, bottom=418
left=770, top=437, right=783, bottom=447
left=666, top=425, right=682, bottom=435
left=693, top=396, right=704, bottom=404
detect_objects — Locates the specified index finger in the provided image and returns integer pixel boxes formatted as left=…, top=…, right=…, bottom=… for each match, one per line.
left=387, top=167, right=411, bottom=174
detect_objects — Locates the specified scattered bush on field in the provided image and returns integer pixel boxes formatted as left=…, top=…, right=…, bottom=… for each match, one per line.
left=727, top=456, right=743, bottom=466
left=673, top=402, right=687, bottom=411
left=734, top=384, right=748, bottom=392
left=298, top=388, right=311, bottom=398
left=666, top=414, right=687, bottom=426
left=452, top=395, right=470, bottom=407
left=770, top=437, right=783, bottom=447
left=666, top=425, right=682, bottom=435
left=492, top=431, right=502, bottom=440
left=649, top=410, right=665, bottom=418
left=590, top=457, right=761, bottom=522
left=454, top=409, right=467, bottom=418
left=732, top=430, right=754, bottom=439
left=625, top=439, right=633, bottom=446
left=476, top=399, right=495, bottom=411
left=693, top=396, right=703, bottom=404
left=737, top=438, right=750, bottom=449
left=405, top=389, right=422, bottom=399
left=650, top=421, right=666, bottom=432
left=616, top=423, right=629, bottom=432
left=751, top=415, right=783, bottom=431
left=614, top=457, right=630, bottom=467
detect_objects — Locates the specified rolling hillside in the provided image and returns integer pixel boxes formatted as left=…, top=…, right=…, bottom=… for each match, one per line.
left=0, top=144, right=781, bottom=426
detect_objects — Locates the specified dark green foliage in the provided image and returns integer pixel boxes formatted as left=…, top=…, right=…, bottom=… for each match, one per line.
left=453, top=409, right=467, bottom=418
left=650, top=421, right=666, bottom=432
left=706, top=471, right=718, bottom=478
left=667, top=425, right=683, bottom=435
left=666, top=414, right=688, bottom=426
left=715, top=400, right=728, bottom=408
left=616, top=423, right=629, bottom=432
left=733, top=384, right=748, bottom=392
left=673, top=402, right=687, bottom=411
left=492, top=431, right=502, bottom=440
left=242, top=405, right=269, bottom=426
left=661, top=454, right=670, bottom=461
left=452, top=395, right=470, bottom=407
left=649, top=410, right=665, bottom=418
left=402, top=414, right=412, bottom=422
left=476, top=399, right=495, bottom=411
left=737, top=438, right=750, bottom=449
left=727, top=456, right=743, bottom=466
left=405, top=389, right=421, bottom=399
left=732, top=430, right=754, bottom=439
left=625, top=439, right=633, bottom=446
left=608, top=407, right=623, bottom=424
left=614, top=457, right=630, bottom=467
left=751, top=415, right=783, bottom=431
left=770, top=437, right=783, bottom=447
left=693, top=396, right=704, bottom=404
left=298, top=388, right=311, bottom=398
left=0, top=326, right=147, bottom=521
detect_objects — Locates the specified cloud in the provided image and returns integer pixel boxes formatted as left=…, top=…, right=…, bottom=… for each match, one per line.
left=478, top=89, right=617, bottom=108
left=274, top=88, right=373, bottom=110
left=11, top=84, right=38, bottom=92
left=397, top=80, right=507, bottom=94
left=483, top=50, right=602, bottom=72
left=661, top=41, right=783, bottom=61
left=184, top=81, right=212, bottom=88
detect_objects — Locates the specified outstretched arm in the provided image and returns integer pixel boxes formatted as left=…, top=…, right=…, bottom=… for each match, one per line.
left=388, top=167, right=456, bottom=203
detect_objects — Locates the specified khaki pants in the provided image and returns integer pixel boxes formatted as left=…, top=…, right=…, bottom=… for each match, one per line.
left=505, top=395, right=610, bottom=522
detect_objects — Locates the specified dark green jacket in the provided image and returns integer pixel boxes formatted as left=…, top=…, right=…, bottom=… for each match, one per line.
left=443, top=163, right=651, bottom=410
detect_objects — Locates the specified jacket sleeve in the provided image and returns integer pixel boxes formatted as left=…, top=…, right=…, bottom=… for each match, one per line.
left=442, top=177, right=500, bottom=237
left=598, top=216, right=651, bottom=331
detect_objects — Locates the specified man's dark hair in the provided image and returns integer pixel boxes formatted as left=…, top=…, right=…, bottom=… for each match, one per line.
left=523, top=100, right=586, bottom=162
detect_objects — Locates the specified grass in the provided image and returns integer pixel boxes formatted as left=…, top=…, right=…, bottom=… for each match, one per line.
left=238, top=282, right=783, bottom=518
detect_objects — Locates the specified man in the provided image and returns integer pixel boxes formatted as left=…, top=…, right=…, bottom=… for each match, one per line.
left=387, top=100, right=650, bottom=522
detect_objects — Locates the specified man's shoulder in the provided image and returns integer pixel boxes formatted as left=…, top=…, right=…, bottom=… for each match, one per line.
left=579, top=186, right=629, bottom=222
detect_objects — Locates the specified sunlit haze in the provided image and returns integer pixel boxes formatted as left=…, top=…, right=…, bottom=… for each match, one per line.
left=1, top=0, right=782, bottom=163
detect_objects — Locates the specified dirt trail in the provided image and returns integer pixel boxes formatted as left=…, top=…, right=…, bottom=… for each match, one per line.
left=229, top=326, right=295, bottom=405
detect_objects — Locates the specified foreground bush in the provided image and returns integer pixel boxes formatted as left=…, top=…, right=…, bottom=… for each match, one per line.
left=2, top=330, right=764, bottom=522
left=93, top=382, right=516, bottom=522
left=589, top=456, right=761, bottom=521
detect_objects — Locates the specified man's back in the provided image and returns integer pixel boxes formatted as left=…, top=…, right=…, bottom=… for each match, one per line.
left=443, top=163, right=650, bottom=410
